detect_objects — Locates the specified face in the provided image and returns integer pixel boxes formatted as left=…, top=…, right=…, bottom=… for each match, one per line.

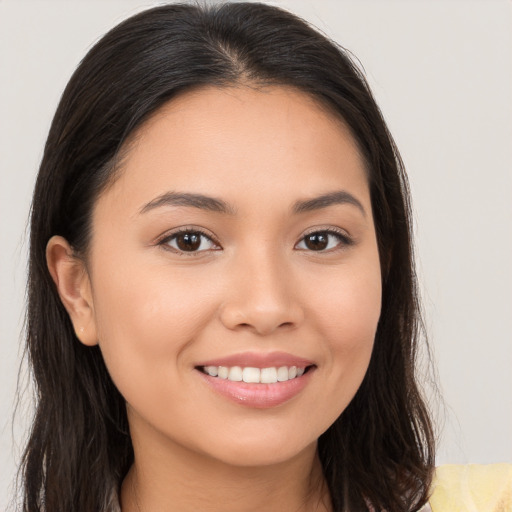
left=85, top=86, right=381, bottom=467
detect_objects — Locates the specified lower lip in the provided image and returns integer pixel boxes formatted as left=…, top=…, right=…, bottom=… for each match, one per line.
left=196, top=368, right=314, bottom=408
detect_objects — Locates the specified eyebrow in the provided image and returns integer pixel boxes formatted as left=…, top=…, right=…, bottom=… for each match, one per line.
left=139, top=192, right=237, bottom=215
left=139, top=190, right=366, bottom=217
left=293, top=190, right=366, bottom=217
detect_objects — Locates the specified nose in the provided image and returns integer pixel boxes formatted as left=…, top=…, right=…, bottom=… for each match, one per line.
left=219, top=250, right=304, bottom=336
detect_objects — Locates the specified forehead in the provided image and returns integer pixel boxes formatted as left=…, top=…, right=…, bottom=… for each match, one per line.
left=96, top=85, right=369, bottom=216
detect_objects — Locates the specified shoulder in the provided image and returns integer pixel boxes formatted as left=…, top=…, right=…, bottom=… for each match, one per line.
left=429, top=463, right=512, bottom=512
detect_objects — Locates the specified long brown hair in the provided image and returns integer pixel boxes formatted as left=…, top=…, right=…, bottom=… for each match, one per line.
left=19, top=3, right=434, bottom=511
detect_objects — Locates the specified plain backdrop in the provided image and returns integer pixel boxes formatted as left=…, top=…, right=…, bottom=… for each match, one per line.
left=1, top=0, right=511, bottom=508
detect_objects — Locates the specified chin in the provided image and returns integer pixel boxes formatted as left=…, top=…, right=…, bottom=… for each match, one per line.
left=213, top=447, right=314, bottom=469
left=192, top=430, right=320, bottom=469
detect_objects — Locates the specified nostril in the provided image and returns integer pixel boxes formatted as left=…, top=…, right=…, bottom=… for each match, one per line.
left=219, top=298, right=304, bottom=335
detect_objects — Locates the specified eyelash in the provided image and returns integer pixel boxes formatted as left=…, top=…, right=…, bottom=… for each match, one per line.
left=158, top=228, right=220, bottom=256
left=296, top=228, right=354, bottom=252
left=158, top=227, right=353, bottom=255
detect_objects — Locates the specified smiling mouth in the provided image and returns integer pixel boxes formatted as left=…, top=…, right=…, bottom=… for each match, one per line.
left=196, top=365, right=314, bottom=384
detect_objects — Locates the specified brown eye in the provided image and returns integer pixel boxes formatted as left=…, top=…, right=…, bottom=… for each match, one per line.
left=296, top=230, right=352, bottom=252
left=164, top=230, right=218, bottom=253
left=175, top=232, right=201, bottom=251
left=304, top=232, right=329, bottom=251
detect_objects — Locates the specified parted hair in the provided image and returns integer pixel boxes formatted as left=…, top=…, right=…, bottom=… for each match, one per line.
left=20, top=3, right=434, bottom=511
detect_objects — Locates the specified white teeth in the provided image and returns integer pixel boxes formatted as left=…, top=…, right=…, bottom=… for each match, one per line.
left=277, top=366, right=289, bottom=382
left=242, top=367, right=260, bottom=383
left=260, top=367, right=278, bottom=384
left=201, top=365, right=308, bottom=383
left=228, top=366, right=243, bottom=381
left=205, top=366, right=218, bottom=377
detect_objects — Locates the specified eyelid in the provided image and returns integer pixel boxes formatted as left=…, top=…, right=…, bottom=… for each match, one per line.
left=295, top=226, right=354, bottom=251
left=156, top=226, right=221, bottom=254
left=300, top=226, right=351, bottom=239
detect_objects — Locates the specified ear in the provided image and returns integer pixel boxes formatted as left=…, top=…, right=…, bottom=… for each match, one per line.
left=46, top=235, right=98, bottom=346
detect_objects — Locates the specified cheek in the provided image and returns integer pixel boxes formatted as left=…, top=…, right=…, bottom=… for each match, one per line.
left=303, top=256, right=381, bottom=395
left=310, top=260, right=382, bottom=344
left=89, top=260, right=217, bottom=394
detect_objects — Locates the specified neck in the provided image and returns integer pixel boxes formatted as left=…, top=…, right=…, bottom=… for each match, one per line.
left=120, top=427, right=331, bottom=512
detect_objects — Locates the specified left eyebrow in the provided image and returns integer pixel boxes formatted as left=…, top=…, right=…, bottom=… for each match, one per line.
left=292, top=190, right=367, bottom=217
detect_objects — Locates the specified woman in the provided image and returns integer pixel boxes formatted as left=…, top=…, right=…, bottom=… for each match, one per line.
left=20, top=2, right=436, bottom=511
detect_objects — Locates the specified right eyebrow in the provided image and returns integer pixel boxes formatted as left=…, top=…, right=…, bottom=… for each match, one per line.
left=139, top=192, right=237, bottom=215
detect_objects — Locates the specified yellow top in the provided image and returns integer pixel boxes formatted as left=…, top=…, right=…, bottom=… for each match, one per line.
left=429, top=464, right=512, bottom=512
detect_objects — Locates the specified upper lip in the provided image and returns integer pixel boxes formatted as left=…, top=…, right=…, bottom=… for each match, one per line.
left=195, top=351, right=315, bottom=369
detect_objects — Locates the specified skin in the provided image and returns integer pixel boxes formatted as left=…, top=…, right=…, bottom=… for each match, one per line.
left=47, top=85, right=382, bottom=512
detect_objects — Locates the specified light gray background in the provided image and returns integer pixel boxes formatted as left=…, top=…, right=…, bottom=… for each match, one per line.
left=1, top=0, right=511, bottom=508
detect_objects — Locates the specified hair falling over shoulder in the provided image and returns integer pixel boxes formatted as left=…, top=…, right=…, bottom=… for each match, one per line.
left=18, top=3, right=435, bottom=511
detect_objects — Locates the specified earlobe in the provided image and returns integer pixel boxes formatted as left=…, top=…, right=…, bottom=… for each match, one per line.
left=46, top=235, right=99, bottom=346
